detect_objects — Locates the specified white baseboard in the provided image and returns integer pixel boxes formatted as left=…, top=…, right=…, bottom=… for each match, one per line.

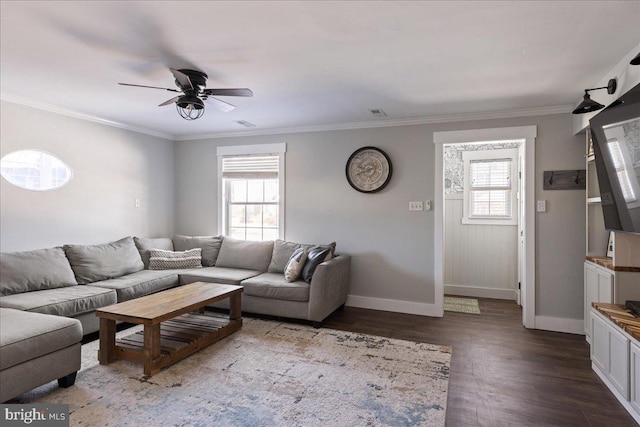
left=534, top=315, right=585, bottom=335
left=444, top=284, right=517, bottom=301
left=346, top=295, right=442, bottom=317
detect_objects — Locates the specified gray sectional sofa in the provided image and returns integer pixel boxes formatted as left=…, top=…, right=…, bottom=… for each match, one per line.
left=0, top=234, right=350, bottom=401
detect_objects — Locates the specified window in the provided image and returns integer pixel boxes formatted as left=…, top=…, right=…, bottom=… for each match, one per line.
left=462, top=148, right=518, bottom=225
left=0, top=149, right=73, bottom=191
left=217, top=144, right=286, bottom=241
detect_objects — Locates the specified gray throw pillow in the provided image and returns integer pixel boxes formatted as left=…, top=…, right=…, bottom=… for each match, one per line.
left=64, top=236, right=144, bottom=284
left=149, top=248, right=202, bottom=270
left=134, top=237, right=174, bottom=269
left=268, top=239, right=302, bottom=273
left=301, top=246, right=334, bottom=283
left=215, top=237, right=274, bottom=272
left=173, top=235, right=223, bottom=267
left=0, top=247, right=78, bottom=296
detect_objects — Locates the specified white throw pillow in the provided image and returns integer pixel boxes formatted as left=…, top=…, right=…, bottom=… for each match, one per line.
left=284, top=248, right=307, bottom=282
left=149, top=248, right=202, bottom=270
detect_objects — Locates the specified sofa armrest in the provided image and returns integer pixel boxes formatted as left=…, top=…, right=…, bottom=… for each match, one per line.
left=308, top=255, right=351, bottom=322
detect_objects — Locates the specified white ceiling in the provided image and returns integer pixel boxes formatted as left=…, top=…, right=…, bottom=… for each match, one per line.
left=1, top=1, right=639, bottom=140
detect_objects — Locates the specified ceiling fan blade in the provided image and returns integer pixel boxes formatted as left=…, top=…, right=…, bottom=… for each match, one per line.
left=170, top=68, right=193, bottom=90
left=204, top=96, right=236, bottom=112
left=203, top=88, right=253, bottom=97
left=158, top=95, right=182, bottom=107
left=119, top=83, right=180, bottom=93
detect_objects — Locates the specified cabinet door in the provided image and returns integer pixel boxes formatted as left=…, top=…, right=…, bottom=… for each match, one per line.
left=630, top=342, right=640, bottom=414
left=585, top=263, right=599, bottom=336
left=597, top=268, right=614, bottom=303
left=591, top=311, right=609, bottom=373
left=610, top=325, right=630, bottom=399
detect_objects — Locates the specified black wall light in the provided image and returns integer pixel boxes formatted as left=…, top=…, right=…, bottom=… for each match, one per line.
left=572, top=78, right=618, bottom=114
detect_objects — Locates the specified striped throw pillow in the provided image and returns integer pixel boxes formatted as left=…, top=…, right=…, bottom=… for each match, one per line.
left=148, top=248, right=202, bottom=270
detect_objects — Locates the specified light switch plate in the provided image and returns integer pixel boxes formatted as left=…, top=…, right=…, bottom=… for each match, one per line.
left=409, top=201, right=424, bottom=211
left=536, top=200, right=546, bottom=212
left=425, top=200, right=432, bottom=211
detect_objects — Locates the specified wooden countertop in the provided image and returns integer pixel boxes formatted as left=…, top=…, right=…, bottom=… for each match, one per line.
left=592, top=303, right=640, bottom=341
left=586, top=256, right=640, bottom=272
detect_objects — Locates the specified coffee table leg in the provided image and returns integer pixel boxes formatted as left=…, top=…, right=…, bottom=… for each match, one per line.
left=230, top=292, right=242, bottom=322
left=144, top=324, right=161, bottom=376
left=98, top=318, right=116, bottom=365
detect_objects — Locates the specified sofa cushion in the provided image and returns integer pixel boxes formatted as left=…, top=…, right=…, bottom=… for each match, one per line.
left=179, top=267, right=261, bottom=286
left=64, top=236, right=144, bottom=284
left=241, top=273, right=310, bottom=302
left=0, top=247, right=77, bottom=296
left=149, top=248, right=202, bottom=270
left=89, top=270, right=180, bottom=302
left=284, top=248, right=307, bottom=282
left=0, top=308, right=82, bottom=371
left=173, top=235, right=222, bottom=267
left=302, top=247, right=334, bottom=283
left=215, top=238, right=274, bottom=272
left=0, top=285, right=117, bottom=317
left=134, top=237, right=174, bottom=269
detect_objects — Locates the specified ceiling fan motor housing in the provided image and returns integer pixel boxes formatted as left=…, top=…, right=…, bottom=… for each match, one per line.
left=176, top=69, right=208, bottom=92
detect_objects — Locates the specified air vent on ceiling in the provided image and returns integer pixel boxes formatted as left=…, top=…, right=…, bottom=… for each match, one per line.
left=369, top=108, right=387, bottom=118
left=235, top=120, right=256, bottom=128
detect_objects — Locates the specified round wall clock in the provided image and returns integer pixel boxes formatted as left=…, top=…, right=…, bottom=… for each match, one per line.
left=345, top=146, right=393, bottom=193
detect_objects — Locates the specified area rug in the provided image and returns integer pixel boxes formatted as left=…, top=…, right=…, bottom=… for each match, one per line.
left=14, top=318, right=451, bottom=426
left=444, top=296, right=481, bottom=315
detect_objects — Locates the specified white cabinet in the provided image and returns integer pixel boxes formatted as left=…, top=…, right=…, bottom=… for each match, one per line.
left=590, top=308, right=637, bottom=422
left=584, top=262, right=614, bottom=339
left=631, top=341, right=640, bottom=414
left=584, top=260, right=640, bottom=341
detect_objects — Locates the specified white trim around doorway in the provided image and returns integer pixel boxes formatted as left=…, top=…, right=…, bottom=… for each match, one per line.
left=433, top=126, right=537, bottom=329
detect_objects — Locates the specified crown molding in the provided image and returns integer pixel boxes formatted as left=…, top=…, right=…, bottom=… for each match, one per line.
left=1, top=91, right=572, bottom=142
left=174, top=104, right=573, bottom=141
left=0, top=92, right=175, bottom=141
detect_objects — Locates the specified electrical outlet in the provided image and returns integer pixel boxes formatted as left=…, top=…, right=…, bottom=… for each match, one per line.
left=135, top=198, right=141, bottom=208
left=409, top=201, right=424, bottom=211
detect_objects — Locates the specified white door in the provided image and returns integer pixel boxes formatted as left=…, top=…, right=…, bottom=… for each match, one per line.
left=517, top=153, right=524, bottom=306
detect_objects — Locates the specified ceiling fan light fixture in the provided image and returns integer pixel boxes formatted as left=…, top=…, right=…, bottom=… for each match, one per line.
left=176, top=95, right=205, bottom=120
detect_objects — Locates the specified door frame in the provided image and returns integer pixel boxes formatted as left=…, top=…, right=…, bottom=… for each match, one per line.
left=433, top=126, right=536, bottom=328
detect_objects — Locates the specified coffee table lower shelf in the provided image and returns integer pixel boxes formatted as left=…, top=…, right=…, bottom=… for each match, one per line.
left=111, top=312, right=241, bottom=375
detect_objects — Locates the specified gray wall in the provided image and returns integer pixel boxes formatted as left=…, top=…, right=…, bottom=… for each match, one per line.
left=0, top=101, right=175, bottom=251
left=0, top=98, right=586, bottom=321
left=175, top=113, right=587, bottom=320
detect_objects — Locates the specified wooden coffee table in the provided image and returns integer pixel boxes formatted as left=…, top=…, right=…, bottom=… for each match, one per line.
left=96, top=282, right=242, bottom=376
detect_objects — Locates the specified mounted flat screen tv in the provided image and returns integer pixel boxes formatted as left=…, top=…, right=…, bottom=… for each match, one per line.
left=590, top=82, right=640, bottom=235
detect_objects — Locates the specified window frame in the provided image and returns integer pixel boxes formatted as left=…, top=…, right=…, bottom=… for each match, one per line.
left=462, top=148, right=519, bottom=225
left=217, top=143, right=286, bottom=240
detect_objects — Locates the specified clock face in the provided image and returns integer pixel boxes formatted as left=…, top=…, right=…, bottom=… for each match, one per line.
left=345, top=147, right=392, bottom=193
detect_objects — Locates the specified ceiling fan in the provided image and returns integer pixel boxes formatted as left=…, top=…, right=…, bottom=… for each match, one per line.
left=119, top=68, right=253, bottom=120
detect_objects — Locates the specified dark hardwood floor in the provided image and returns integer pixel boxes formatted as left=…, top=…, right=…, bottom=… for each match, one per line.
left=323, top=297, right=638, bottom=427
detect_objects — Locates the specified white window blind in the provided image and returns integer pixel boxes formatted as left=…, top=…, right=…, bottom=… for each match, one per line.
left=217, top=145, right=286, bottom=241
left=469, top=158, right=512, bottom=217
left=462, top=148, right=518, bottom=225
left=608, top=139, right=637, bottom=202
left=222, top=155, right=279, bottom=179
